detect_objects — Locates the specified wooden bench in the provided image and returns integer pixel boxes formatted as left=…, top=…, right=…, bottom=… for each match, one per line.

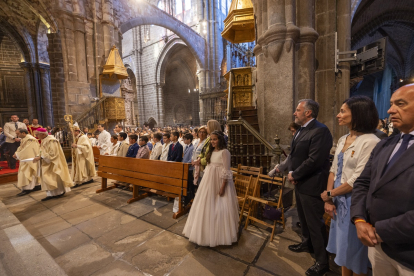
left=92, top=147, right=100, bottom=164
left=96, top=155, right=190, bottom=219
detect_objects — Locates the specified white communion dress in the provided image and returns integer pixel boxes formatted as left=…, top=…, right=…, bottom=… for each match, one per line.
left=183, top=149, right=239, bottom=247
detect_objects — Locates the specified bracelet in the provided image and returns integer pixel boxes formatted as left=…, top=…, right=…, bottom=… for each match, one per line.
left=354, top=219, right=366, bottom=224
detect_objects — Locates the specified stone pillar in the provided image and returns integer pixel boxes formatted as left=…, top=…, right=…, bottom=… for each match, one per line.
left=19, top=62, right=38, bottom=121
left=37, top=64, right=54, bottom=126
left=197, top=69, right=206, bottom=124
left=156, top=83, right=165, bottom=127
left=47, top=32, right=67, bottom=126
left=63, top=15, right=78, bottom=82
left=102, top=0, right=115, bottom=57
left=297, top=0, right=318, bottom=100
left=74, top=18, right=88, bottom=83
left=335, top=0, right=351, bottom=139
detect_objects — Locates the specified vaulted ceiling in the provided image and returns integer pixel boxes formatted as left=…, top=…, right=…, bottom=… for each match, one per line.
left=351, top=0, right=414, bottom=79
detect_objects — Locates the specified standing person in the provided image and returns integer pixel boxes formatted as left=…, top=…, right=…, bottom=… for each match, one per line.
left=126, top=134, right=139, bottom=158
left=182, top=133, right=195, bottom=202
left=46, top=126, right=52, bottom=134
left=321, top=96, right=380, bottom=276
left=105, top=135, right=120, bottom=156
left=136, top=136, right=150, bottom=159
left=13, top=129, right=40, bottom=196
left=192, top=126, right=208, bottom=185
left=0, top=127, right=6, bottom=161
left=23, top=118, right=29, bottom=128
left=351, top=84, right=414, bottom=276
left=168, top=131, right=183, bottom=162
left=83, top=127, right=89, bottom=134
left=286, top=99, right=333, bottom=276
left=183, top=131, right=239, bottom=247
left=33, top=128, right=73, bottom=201
left=160, top=133, right=171, bottom=161
left=149, top=133, right=163, bottom=160
left=97, top=124, right=111, bottom=155
left=87, top=133, right=96, bottom=146
left=27, top=119, right=43, bottom=143
left=117, top=133, right=129, bottom=157
left=192, top=128, right=199, bottom=146
left=3, top=115, right=27, bottom=169
left=71, top=126, right=96, bottom=187
left=196, top=120, right=221, bottom=171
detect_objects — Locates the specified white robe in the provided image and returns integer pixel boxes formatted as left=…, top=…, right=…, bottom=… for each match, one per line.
left=97, top=130, right=111, bottom=155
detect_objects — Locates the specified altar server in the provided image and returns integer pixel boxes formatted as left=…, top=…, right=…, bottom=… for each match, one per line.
left=71, top=124, right=96, bottom=187
left=96, top=124, right=111, bottom=155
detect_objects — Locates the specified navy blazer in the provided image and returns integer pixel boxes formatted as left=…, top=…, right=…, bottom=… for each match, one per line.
left=0, top=132, right=5, bottom=147
left=351, top=135, right=414, bottom=270
left=288, top=119, right=333, bottom=196
left=167, top=142, right=183, bottom=162
left=126, top=143, right=139, bottom=158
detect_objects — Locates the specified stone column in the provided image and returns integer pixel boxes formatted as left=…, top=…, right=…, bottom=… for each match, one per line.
left=47, top=32, right=67, bottom=126
left=156, top=83, right=165, bottom=127
left=74, top=18, right=88, bottom=83
left=19, top=62, right=38, bottom=121
left=63, top=15, right=78, bottom=81
left=335, top=0, right=351, bottom=139
left=297, top=0, right=318, bottom=100
left=102, top=0, right=115, bottom=57
left=37, top=64, right=54, bottom=126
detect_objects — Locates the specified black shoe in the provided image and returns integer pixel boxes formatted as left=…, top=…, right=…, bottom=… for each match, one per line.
left=73, top=184, right=80, bottom=188
left=16, top=190, right=31, bottom=197
left=41, top=196, right=55, bottom=201
left=82, top=179, right=94, bottom=185
left=305, top=262, right=329, bottom=276
left=33, top=186, right=42, bottom=191
left=288, top=242, right=314, bottom=253
left=56, top=192, right=66, bottom=198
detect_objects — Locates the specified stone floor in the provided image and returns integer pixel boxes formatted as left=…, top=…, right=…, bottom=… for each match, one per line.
left=0, top=178, right=341, bottom=276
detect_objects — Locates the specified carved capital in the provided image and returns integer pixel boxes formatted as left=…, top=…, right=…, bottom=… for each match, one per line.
left=285, top=23, right=300, bottom=52
left=299, top=27, right=319, bottom=44
left=253, top=44, right=262, bottom=56
left=263, top=24, right=287, bottom=63
left=267, top=41, right=285, bottom=63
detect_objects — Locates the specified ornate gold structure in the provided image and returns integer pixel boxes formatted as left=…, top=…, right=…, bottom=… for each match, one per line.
left=104, top=97, right=126, bottom=120
left=224, top=67, right=253, bottom=108
left=222, top=0, right=255, bottom=44
left=102, top=46, right=129, bottom=79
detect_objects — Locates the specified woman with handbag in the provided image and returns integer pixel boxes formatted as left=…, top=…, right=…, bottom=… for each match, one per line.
left=321, top=96, right=380, bottom=276
left=183, top=130, right=239, bottom=247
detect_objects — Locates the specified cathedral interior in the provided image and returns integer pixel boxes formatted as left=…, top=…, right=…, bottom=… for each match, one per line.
left=1, top=0, right=414, bottom=275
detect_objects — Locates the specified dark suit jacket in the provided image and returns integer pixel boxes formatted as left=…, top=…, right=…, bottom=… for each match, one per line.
left=126, top=143, right=139, bottom=158
left=374, top=129, right=388, bottom=140
left=168, top=142, right=183, bottom=162
left=288, top=119, right=333, bottom=196
left=0, top=132, right=5, bottom=147
left=351, top=135, right=414, bottom=270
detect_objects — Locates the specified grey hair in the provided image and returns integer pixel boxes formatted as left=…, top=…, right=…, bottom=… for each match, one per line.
left=298, top=99, right=319, bottom=118
left=17, top=128, right=28, bottom=134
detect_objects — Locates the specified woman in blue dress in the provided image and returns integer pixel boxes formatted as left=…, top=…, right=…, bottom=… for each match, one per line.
left=321, top=96, right=380, bottom=276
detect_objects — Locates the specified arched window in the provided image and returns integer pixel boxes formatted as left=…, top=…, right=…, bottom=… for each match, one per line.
left=157, top=0, right=164, bottom=11
left=185, top=0, right=191, bottom=10
left=176, top=0, right=183, bottom=14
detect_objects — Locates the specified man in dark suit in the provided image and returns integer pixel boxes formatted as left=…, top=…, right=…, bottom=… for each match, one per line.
left=285, top=99, right=333, bottom=276
left=351, top=84, right=414, bottom=275
left=167, top=131, right=183, bottom=162
left=0, top=127, right=6, bottom=161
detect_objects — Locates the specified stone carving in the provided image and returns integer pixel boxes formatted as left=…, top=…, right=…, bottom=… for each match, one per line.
left=121, top=77, right=135, bottom=125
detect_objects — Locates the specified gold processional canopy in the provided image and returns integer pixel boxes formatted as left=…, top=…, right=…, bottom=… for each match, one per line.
left=102, top=46, right=129, bottom=79
left=221, top=0, right=255, bottom=44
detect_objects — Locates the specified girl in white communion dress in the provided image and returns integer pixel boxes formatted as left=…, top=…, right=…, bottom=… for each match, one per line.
left=183, top=130, right=239, bottom=247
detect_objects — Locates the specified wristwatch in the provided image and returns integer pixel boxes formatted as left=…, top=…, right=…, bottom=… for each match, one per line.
left=327, top=191, right=334, bottom=198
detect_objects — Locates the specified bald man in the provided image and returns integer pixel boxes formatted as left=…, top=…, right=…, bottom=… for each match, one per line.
left=351, top=84, right=414, bottom=275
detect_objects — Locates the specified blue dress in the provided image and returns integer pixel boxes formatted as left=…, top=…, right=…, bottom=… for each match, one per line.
left=326, top=152, right=370, bottom=274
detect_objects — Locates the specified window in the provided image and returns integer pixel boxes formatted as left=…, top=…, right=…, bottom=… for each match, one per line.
left=157, top=0, right=164, bottom=10
left=221, top=0, right=226, bottom=14
left=227, top=0, right=232, bottom=13
left=176, top=0, right=183, bottom=15
left=185, top=0, right=191, bottom=10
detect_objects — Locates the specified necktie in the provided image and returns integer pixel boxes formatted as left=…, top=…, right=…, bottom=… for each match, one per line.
left=294, top=127, right=305, bottom=140
left=384, top=134, right=414, bottom=174
left=172, top=143, right=175, bottom=151
left=15, top=122, right=18, bottom=130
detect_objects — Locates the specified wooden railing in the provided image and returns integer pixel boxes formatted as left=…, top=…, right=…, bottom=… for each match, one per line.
left=227, top=117, right=283, bottom=174
left=75, top=96, right=108, bottom=131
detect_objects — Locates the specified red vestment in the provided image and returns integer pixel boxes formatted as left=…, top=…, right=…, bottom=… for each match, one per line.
left=28, top=125, right=43, bottom=143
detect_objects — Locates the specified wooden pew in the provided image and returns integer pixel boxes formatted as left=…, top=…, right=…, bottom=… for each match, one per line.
left=96, top=156, right=190, bottom=219
left=92, top=147, right=100, bottom=164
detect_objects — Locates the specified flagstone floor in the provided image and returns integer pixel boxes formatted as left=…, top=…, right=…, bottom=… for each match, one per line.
left=0, top=178, right=341, bottom=276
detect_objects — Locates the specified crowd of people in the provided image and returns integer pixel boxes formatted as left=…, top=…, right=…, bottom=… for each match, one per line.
left=1, top=83, right=413, bottom=276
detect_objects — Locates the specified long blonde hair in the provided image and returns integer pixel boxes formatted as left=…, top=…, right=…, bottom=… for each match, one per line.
left=207, top=120, right=221, bottom=134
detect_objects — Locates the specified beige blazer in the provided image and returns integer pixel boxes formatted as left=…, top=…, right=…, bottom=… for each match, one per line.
left=3, top=121, right=27, bottom=143
left=117, top=141, right=129, bottom=157
left=330, top=133, right=380, bottom=187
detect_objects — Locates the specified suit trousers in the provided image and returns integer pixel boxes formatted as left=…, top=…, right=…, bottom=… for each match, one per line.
left=6, top=142, right=20, bottom=169
left=369, top=245, right=414, bottom=276
left=295, top=190, right=328, bottom=264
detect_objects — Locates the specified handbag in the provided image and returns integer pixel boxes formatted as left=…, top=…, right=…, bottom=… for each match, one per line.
left=262, top=176, right=283, bottom=221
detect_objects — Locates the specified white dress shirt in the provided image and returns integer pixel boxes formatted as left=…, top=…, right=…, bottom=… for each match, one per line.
left=160, top=141, right=171, bottom=161
left=387, top=130, right=414, bottom=162
left=150, top=141, right=162, bottom=160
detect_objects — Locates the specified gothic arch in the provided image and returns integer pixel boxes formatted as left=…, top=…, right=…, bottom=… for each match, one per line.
left=119, top=1, right=206, bottom=68
left=155, top=38, right=187, bottom=85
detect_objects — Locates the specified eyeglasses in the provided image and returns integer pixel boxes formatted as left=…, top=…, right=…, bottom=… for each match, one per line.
left=199, top=131, right=207, bottom=134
